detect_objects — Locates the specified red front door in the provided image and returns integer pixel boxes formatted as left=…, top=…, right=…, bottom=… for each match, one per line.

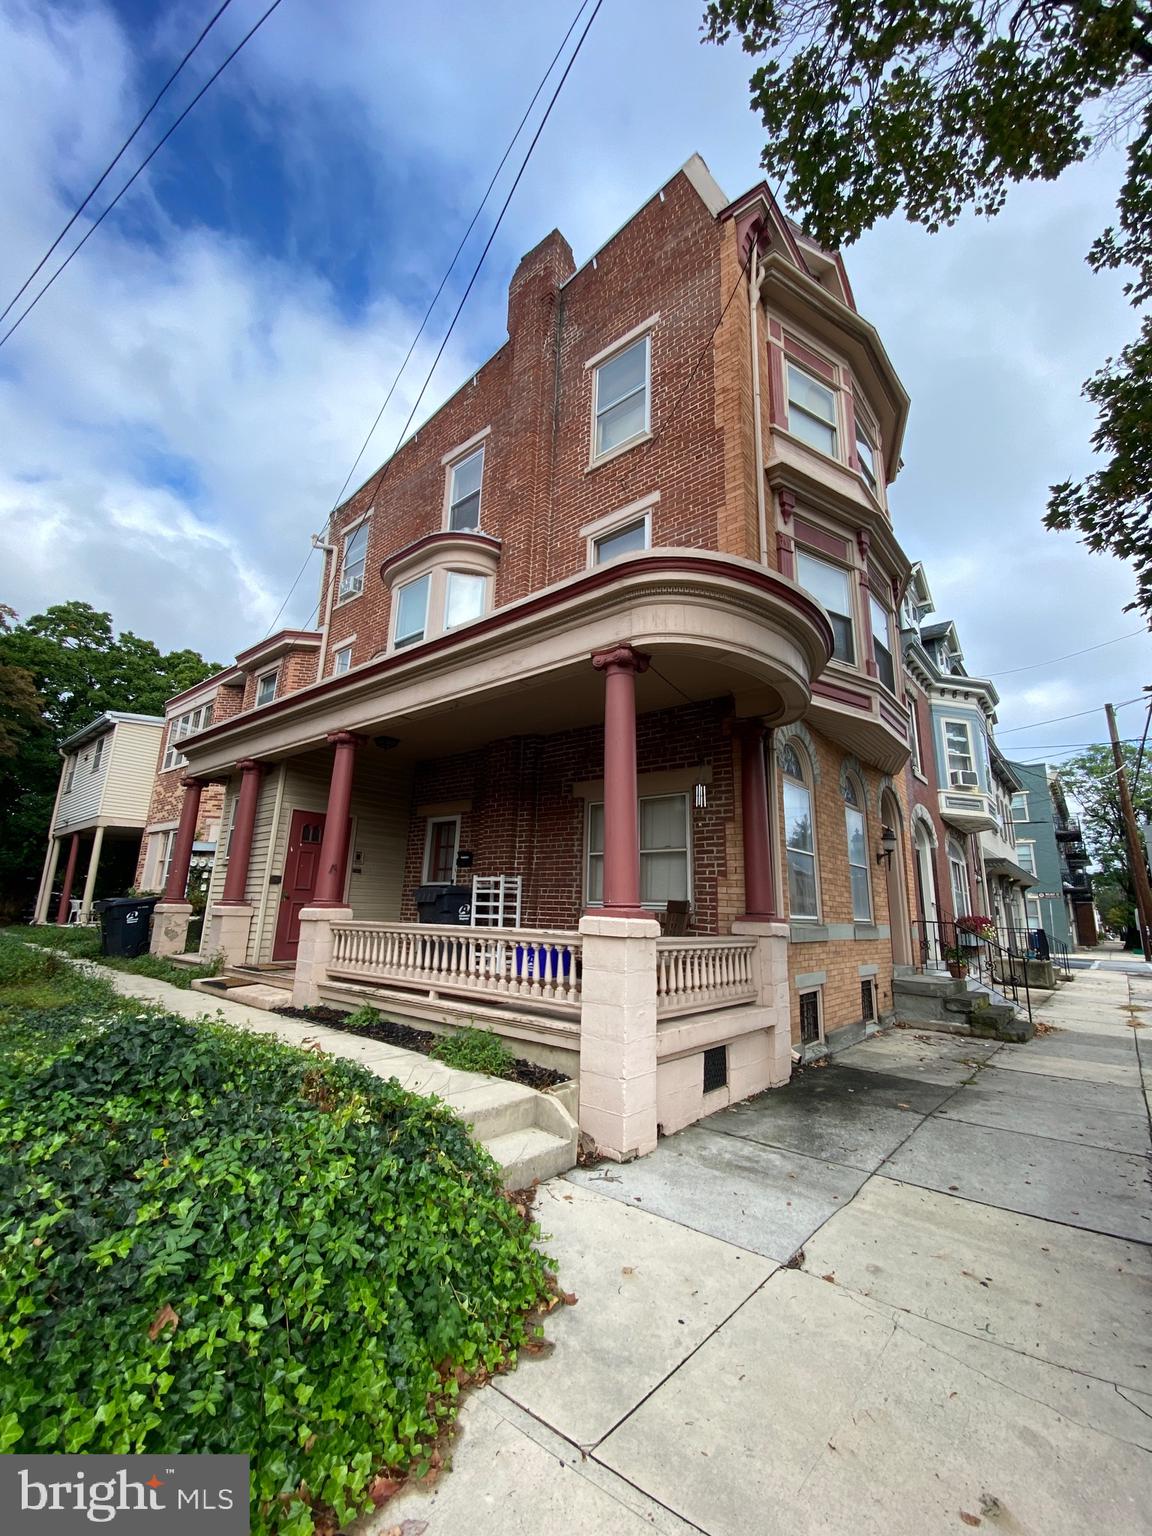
left=274, top=809, right=328, bottom=962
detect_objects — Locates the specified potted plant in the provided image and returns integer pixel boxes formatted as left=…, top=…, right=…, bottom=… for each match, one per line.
left=943, top=944, right=970, bottom=979
left=955, top=913, right=996, bottom=947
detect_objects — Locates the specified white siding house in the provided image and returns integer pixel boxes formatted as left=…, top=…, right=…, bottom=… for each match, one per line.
left=33, top=712, right=165, bottom=923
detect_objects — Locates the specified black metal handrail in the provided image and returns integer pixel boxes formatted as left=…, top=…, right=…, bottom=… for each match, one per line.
left=911, top=916, right=1033, bottom=1024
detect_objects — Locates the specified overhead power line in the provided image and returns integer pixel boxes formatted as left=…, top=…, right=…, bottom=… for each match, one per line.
left=262, top=0, right=599, bottom=640
left=0, top=0, right=237, bottom=328
left=995, top=695, right=1146, bottom=735
left=986, top=627, right=1148, bottom=677
left=0, top=0, right=287, bottom=353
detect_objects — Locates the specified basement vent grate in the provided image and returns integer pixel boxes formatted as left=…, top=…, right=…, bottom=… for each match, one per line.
left=860, top=979, right=876, bottom=1023
left=703, top=1045, right=728, bottom=1093
left=799, top=991, right=821, bottom=1046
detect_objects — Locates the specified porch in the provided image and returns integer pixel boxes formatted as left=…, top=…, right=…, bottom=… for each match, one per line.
left=153, top=552, right=831, bottom=1157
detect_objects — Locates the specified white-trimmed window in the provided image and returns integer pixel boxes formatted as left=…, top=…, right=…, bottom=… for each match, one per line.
left=423, top=816, right=460, bottom=884
left=585, top=793, right=690, bottom=908
left=90, top=736, right=105, bottom=775
left=944, top=719, right=975, bottom=781
left=855, top=418, right=878, bottom=490
left=1010, top=792, right=1030, bottom=822
left=843, top=774, right=872, bottom=921
left=447, top=448, right=484, bottom=532
left=339, top=521, right=369, bottom=600
left=908, top=695, right=923, bottom=776
left=1017, top=841, right=1037, bottom=876
left=332, top=644, right=353, bottom=676
left=948, top=839, right=971, bottom=919
left=796, top=550, right=855, bottom=665
left=870, top=594, right=895, bottom=693
left=444, top=570, right=487, bottom=629
left=593, top=515, right=650, bottom=565
left=255, top=670, right=278, bottom=708
left=394, top=573, right=431, bottom=648
left=163, top=701, right=214, bottom=772
left=782, top=742, right=819, bottom=920
left=787, top=363, right=838, bottom=457
left=158, top=829, right=175, bottom=891
left=594, top=336, right=650, bottom=459
left=63, top=757, right=75, bottom=793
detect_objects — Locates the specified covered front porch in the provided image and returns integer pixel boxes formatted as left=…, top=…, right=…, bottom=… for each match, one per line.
left=156, top=552, right=831, bottom=1156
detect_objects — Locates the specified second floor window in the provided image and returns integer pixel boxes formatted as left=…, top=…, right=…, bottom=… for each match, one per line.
left=1017, top=841, right=1036, bottom=875
left=855, top=419, right=878, bottom=489
left=63, top=757, right=76, bottom=793
left=945, top=720, right=976, bottom=782
left=594, top=336, right=650, bottom=458
left=90, top=737, right=105, bottom=775
left=787, top=363, right=838, bottom=457
left=594, top=516, right=649, bottom=565
left=395, top=573, right=431, bottom=648
left=908, top=695, right=923, bottom=776
left=332, top=645, right=352, bottom=676
left=796, top=550, right=854, bottom=664
left=448, top=448, right=484, bottom=531
left=1010, top=792, right=1029, bottom=821
left=870, top=595, right=895, bottom=692
left=255, top=671, right=278, bottom=707
left=340, top=522, right=368, bottom=600
left=163, top=702, right=213, bottom=771
left=444, top=570, right=486, bottom=629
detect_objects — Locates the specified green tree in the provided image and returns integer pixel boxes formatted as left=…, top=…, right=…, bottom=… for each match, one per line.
left=0, top=602, right=220, bottom=916
left=1060, top=740, right=1152, bottom=940
left=704, top=0, right=1152, bottom=613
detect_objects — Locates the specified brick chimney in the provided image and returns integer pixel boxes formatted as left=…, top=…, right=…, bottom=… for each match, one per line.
left=507, top=228, right=575, bottom=340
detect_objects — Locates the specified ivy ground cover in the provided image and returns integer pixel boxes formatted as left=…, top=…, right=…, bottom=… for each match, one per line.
left=0, top=933, right=554, bottom=1533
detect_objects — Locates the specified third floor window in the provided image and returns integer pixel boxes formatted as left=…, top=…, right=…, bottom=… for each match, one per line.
left=594, top=336, right=650, bottom=458
left=340, top=522, right=368, bottom=599
left=448, top=448, right=484, bottom=531
left=787, top=363, right=838, bottom=458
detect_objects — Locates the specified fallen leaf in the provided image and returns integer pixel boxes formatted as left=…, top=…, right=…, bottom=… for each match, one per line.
left=622, top=1266, right=634, bottom=1276
left=369, top=1476, right=403, bottom=1507
left=821, top=1272, right=837, bottom=1284
left=148, top=1303, right=180, bottom=1341
left=959, top=1514, right=982, bottom=1528
left=561, top=1291, right=578, bottom=1306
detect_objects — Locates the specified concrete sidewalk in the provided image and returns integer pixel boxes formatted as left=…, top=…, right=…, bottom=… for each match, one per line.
left=376, top=967, right=1152, bottom=1536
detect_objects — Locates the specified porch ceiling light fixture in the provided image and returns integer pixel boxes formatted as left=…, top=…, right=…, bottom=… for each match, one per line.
left=876, top=825, right=898, bottom=866
left=373, top=735, right=401, bottom=750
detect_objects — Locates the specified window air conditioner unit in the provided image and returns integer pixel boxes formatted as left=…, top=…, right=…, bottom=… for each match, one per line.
left=950, top=770, right=979, bottom=789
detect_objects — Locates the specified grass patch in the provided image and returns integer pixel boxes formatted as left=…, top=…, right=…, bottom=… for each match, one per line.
left=0, top=934, right=555, bottom=1535
left=431, top=1024, right=517, bottom=1079
left=6, top=925, right=219, bottom=989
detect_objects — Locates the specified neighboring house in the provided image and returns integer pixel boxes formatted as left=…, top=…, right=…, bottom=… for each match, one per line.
left=134, top=669, right=248, bottom=894
left=1006, top=763, right=1095, bottom=949
left=900, top=572, right=997, bottom=960
left=33, top=712, right=165, bottom=924
left=980, top=742, right=1037, bottom=943
left=146, top=154, right=924, bottom=1159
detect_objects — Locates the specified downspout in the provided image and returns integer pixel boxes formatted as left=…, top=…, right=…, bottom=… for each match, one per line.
left=748, top=231, right=769, bottom=566
left=313, top=526, right=336, bottom=673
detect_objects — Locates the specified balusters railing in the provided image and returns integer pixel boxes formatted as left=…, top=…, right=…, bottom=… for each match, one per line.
left=654, top=937, right=757, bottom=1016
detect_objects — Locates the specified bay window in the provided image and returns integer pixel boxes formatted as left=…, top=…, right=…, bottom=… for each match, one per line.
left=394, top=574, right=431, bottom=648
left=444, top=570, right=487, bottom=628
left=870, top=594, right=895, bottom=693
left=855, top=420, right=878, bottom=490
left=163, top=701, right=214, bottom=771
left=796, top=550, right=855, bottom=664
left=944, top=720, right=976, bottom=781
left=786, top=363, right=838, bottom=457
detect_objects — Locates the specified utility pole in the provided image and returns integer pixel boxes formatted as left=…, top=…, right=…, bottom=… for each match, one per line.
left=1106, top=702, right=1152, bottom=961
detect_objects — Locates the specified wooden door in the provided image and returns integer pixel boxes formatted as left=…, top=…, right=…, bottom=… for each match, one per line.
left=273, top=809, right=327, bottom=962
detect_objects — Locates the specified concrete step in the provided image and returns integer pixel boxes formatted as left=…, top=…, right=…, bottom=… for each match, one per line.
left=444, top=1079, right=540, bottom=1140
left=483, top=1125, right=576, bottom=1187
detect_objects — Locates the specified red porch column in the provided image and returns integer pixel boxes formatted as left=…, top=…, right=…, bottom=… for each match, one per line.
left=312, top=733, right=361, bottom=906
left=55, top=832, right=81, bottom=925
left=734, top=720, right=777, bottom=921
left=592, top=645, right=650, bottom=918
left=220, top=760, right=263, bottom=905
left=163, top=778, right=205, bottom=902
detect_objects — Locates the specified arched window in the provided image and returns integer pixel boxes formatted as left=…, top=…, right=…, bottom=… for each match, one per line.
left=782, top=743, right=818, bottom=920
left=843, top=774, right=872, bottom=921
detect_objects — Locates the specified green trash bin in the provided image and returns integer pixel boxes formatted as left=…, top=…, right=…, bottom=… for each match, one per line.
left=93, top=896, right=159, bottom=958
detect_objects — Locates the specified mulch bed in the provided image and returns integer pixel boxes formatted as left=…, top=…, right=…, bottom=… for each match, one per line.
left=272, top=1003, right=569, bottom=1090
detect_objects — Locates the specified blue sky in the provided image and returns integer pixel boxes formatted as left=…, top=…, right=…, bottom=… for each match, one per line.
left=1, top=0, right=1148, bottom=765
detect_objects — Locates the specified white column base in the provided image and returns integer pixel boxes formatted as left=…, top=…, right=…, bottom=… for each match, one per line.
left=204, top=903, right=255, bottom=966
left=577, top=914, right=661, bottom=1161
left=151, top=901, right=194, bottom=956
left=292, top=906, right=353, bottom=1009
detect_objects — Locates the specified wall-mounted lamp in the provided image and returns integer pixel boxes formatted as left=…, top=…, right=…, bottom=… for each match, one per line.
left=876, top=825, right=898, bottom=866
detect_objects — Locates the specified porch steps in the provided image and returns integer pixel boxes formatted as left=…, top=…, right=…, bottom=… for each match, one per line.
left=483, top=1127, right=578, bottom=1189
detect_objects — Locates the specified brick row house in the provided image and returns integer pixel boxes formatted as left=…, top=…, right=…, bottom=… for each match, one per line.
left=143, top=155, right=925, bottom=1159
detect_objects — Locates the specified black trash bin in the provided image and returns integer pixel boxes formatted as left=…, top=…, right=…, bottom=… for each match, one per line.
left=93, top=895, right=159, bottom=958
left=413, top=885, right=473, bottom=924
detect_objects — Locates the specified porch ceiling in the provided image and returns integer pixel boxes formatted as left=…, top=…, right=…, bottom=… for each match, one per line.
left=182, top=551, right=834, bottom=775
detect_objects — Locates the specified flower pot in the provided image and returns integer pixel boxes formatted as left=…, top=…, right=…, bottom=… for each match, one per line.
left=947, top=960, right=968, bottom=979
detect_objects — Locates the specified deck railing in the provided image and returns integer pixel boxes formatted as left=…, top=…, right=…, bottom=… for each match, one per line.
left=655, top=936, right=758, bottom=1017
left=328, top=921, right=582, bottom=1012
